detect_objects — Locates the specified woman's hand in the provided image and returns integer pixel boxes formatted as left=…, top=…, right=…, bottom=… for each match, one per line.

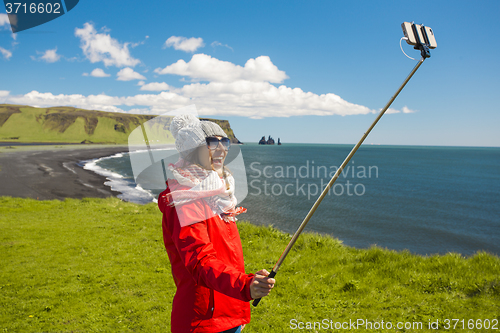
left=250, top=269, right=275, bottom=299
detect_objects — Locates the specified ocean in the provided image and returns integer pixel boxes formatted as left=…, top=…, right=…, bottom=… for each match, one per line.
left=85, top=143, right=500, bottom=256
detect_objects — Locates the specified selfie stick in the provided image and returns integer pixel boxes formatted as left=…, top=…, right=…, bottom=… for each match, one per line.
left=253, top=42, right=432, bottom=307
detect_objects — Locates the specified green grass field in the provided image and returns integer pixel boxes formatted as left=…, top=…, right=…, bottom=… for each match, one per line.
left=1, top=197, right=499, bottom=332
left=0, top=104, right=240, bottom=145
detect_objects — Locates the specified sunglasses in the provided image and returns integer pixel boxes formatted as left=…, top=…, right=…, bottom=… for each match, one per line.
left=206, top=137, right=231, bottom=151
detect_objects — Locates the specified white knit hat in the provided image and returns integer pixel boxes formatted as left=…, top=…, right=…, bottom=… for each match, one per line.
left=170, top=114, right=227, bottom=158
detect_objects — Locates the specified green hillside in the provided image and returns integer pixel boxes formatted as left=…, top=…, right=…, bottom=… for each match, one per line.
left=0, top=104, right=241, bottom=144
left=2, top=197, right=499, bottom=332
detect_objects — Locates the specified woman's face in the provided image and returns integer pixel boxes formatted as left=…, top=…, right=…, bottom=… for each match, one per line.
left=198, top=136, right=227, bottom=175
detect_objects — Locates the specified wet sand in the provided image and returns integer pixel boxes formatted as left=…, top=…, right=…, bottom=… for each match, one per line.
left=0, top=145, right=129, bottom=200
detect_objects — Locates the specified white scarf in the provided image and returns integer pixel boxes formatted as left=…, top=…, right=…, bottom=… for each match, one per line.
left=166, top=164, right=246, bottom=224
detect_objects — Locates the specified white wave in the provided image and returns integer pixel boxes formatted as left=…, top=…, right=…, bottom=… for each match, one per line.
left=104, top=178, right=156, bottom=205
left=81, top=151, right=161, bottom=204
left=83, top=159, right=124, bottom=179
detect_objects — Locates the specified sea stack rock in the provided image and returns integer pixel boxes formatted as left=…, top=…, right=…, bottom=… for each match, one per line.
left=259, top=135, right=276, bottom=145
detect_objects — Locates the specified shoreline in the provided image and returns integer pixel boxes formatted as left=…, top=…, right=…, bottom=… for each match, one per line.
left=0, top=145, right=130, bottom=200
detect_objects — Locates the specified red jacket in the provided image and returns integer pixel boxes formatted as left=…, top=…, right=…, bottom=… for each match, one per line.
left=158, top=180, right=254, bottom=333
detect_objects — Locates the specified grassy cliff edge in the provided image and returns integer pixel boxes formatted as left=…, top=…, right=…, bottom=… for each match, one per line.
left=1, top=197, right=498, bottom=332
left=0, top=104, right=241, bottom=144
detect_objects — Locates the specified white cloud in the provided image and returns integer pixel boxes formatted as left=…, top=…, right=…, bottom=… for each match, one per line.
left=385, top=108, right=400, bottom=114
left=211, top=41, right=233, bottom=51
left=87, top=68, right=111, bottom=77
left=0, top=14, right=17, bottom=41
left=117, top=67, right=146, bottom=81
left=0, top=90, right=8, bottom=103
left=385, top=106, right=416, bottom=114
left=37, top=48, right=61, bottom=63
left=3, top=81, right=378, bottom=119
left=1, top=53, right=411, bottom=118
left=127, top=108, right=153, bottom=114
left=155, top=54, right=288, bottom=83
left=130, top=36, right=149, bottom=49
left=4, top=90, right=189, bottom=113
left=5, top=90, right=128, bottom=113
left=75, top=22, right=140, bottom=67
left=0, top=47, right=12, bottom=60
left=176, top=80, right=374, bottom=118
left=164, top=36, right=204, bottom=53
left=402, top=106, right=416, bottom=113
left=139, top=82, right=171, bottom=91
left=0, top=13, right=9, bottom=27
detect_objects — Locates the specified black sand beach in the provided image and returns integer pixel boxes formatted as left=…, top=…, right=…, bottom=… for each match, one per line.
left=0, top=145, right=129, bottom=200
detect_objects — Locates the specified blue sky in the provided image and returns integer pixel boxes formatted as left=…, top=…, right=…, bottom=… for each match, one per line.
left=1, top=0, right=499, bottom=146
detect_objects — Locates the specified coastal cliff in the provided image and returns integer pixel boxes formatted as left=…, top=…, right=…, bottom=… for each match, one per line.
left=0, top=104, right=241, bottom=144
left=200, top=118, right=241, bottom=144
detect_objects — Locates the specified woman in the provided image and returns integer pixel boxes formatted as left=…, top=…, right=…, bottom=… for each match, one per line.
left=158, top=115, right=274, bottom=333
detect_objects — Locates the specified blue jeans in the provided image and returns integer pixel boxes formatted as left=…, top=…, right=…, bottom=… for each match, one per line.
left=220, top=326, right=241, bottom=333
